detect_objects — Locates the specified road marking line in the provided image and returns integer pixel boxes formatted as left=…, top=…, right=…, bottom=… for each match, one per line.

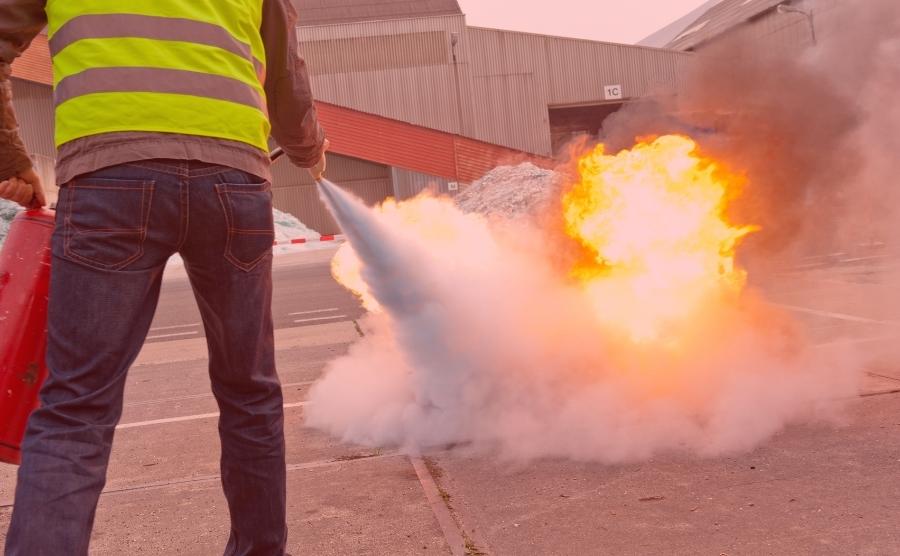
left=289, top=308, right=341, bottom=316
left=294, top=315, right=347, bottom=324
left=777, top=304, right=899, bottom=326
left=117, top=411, right=220, bottom=429
left=124, top=381, right=315, bottom=407
left=117, top=401, right=307, bottom=429
left=79, top=452, right=402, bottom=503
left=146, top=331, right=200, bottom=340
left=149, top=323, right=201, bottom=332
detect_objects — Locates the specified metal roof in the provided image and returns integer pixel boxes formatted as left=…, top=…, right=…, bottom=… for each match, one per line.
left=665, top=0, right=787, bottom=50
left=638, top=0, right=724, bottom=47
left=292, top=0, right=463, bottom=26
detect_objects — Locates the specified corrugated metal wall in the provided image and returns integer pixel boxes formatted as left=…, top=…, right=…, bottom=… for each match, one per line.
left=10, top=78, right=59, bottom=203
left=9, top=34, right=52, bottom=85
left=317, top=99, right=554, bottom=183
left=300, top=16, right=471, bottom=137
left=292, top=0, right=462, bottom=27
left=470, top=72, right=547, bottom=155
left=315, top=102, right=458, bottom=178
left=391, top=167, right=451, bottom=200
left=303, top=31, right=450, bottom=75
left=470, top=29, right=688, bottom=103
left=301, top=16, right=690, bottom=158
left=10, top=78, right=55, bottom=157
left=465, top=29, right=552, bottom=155
left=465, top=28, right=688, bottom=156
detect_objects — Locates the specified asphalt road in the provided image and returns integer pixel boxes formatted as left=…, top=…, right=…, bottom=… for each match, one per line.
left=147, top=247, right=364, bottom=343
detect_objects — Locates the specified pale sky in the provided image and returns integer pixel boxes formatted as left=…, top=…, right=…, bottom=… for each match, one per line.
left=456, top=0, right=713, bottom=44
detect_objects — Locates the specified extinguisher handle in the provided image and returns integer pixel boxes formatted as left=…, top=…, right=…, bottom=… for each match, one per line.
left=25, top=195, right=55, bottom=218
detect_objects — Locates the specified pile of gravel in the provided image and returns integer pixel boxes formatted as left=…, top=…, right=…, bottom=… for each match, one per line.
left=273, top=208, right=319, bottom=243
left=0, top=199, right=21, bottom=248
left=455, top=163, right=559, bottom=219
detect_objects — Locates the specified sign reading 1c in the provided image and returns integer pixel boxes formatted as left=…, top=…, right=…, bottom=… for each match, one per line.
left=604, top=85, right=623, bottom=100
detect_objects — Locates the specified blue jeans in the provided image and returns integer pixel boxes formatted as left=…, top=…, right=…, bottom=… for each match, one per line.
left=4, top=161, right=286, bottom=555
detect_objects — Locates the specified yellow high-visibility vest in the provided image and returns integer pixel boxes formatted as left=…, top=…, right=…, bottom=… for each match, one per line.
left=46, top=0, right=270, bottom=152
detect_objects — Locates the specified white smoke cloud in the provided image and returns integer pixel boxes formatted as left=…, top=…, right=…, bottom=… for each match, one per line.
left=305, top=179, right=859, bottom=462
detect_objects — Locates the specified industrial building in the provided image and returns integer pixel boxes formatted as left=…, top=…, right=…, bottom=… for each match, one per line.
left=647, top=0, right=838, bottom=53
left=8, top=0, right=690, bottom=234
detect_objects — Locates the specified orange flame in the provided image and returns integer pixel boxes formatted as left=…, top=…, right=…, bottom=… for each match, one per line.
left=332, top=135, right=756, bottom=344
left=563, top=135, right=756, bottom=342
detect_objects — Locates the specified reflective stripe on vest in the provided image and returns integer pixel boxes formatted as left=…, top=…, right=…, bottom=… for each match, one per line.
left=46, top=1, right=269, bottom=151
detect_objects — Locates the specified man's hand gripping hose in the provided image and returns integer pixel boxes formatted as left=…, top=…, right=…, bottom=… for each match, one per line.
left=270, top=138, right=329, bottom=180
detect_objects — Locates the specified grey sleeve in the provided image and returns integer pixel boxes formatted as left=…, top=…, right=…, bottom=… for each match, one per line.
left=0, top=0, right=46, bottom=179
left=260, top=0, right=326, bottom=168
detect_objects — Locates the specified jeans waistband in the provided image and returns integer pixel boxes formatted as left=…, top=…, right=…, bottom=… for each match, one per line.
left=124, top=159, right=235, bottom=178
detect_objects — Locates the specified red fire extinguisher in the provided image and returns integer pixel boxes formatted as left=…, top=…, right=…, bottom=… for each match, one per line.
left=0, top=208, right=55, bottom=465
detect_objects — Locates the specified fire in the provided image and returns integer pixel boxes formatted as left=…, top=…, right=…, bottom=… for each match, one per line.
left=331, top=134, right=755, bottom=344
left=563, top=135, right=755, bottom=342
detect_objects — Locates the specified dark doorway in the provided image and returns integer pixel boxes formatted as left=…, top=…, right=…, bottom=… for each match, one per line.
left=549, top=102, right=625, bottom=155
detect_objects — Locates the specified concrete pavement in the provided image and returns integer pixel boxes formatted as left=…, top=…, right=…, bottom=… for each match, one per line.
left=2, top=248, right=900, bottom=555
left=147, top=248, right=364, bottom=343
left=0, top=319, right=451, bottom=554
left=427, top=394, right=900, bottom=555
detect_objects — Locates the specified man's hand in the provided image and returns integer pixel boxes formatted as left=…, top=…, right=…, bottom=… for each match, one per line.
left=0, top=175, right=32, bottom=207
left=0, top=167, right=46, bottom=208
left=307, top=139, right=330, bottom=181
left=18, top=167, right=46, bottom=207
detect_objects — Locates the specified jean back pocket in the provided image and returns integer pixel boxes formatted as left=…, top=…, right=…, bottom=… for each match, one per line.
left=215, top=182, right=275, bottom=272
left=61, top=179, right=154, bottom=271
